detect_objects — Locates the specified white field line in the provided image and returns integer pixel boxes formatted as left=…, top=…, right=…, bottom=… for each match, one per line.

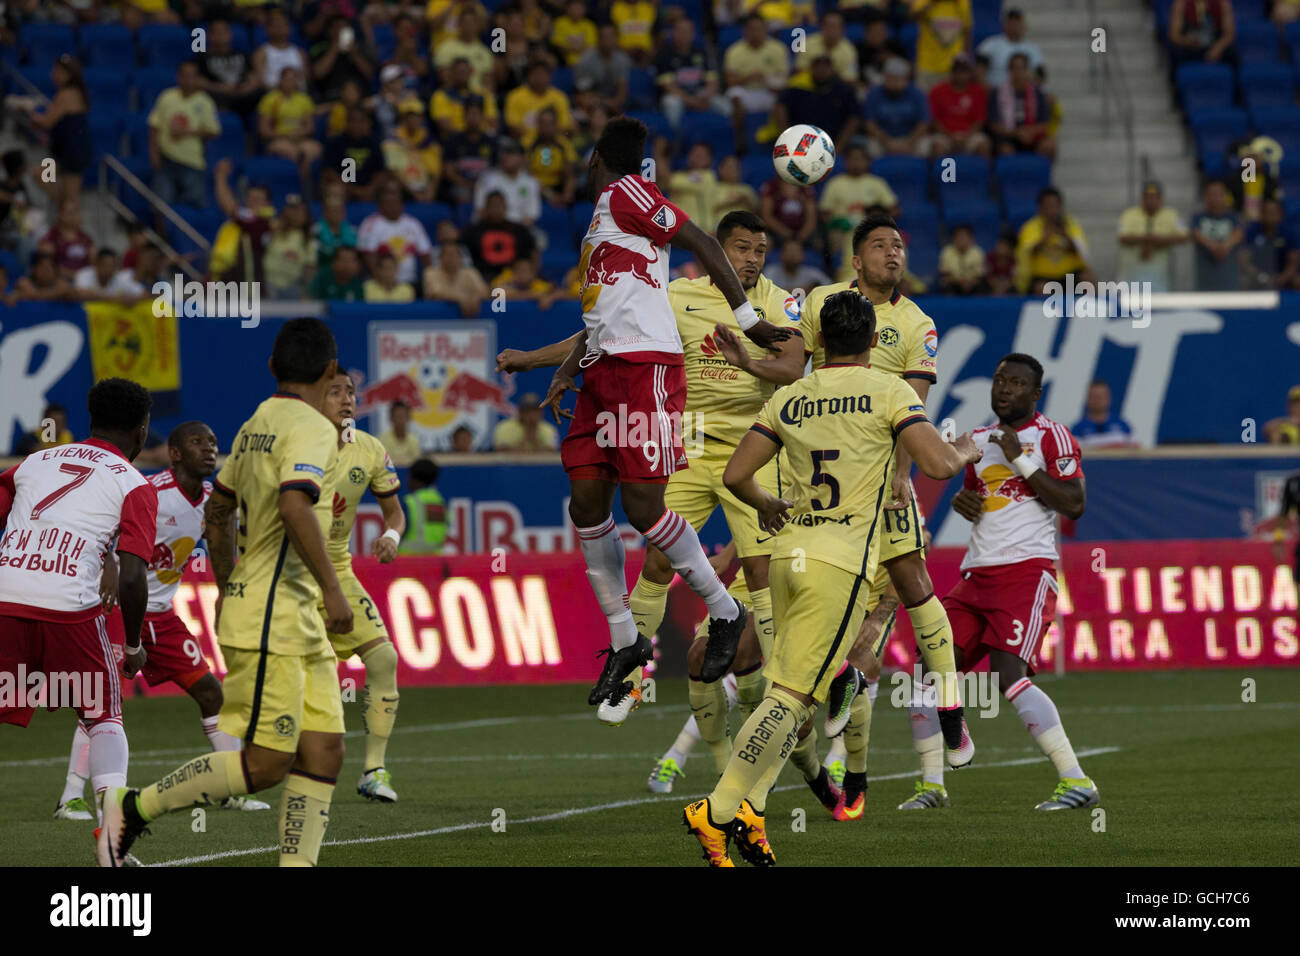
left=146, top=745, right=1122, bottom=866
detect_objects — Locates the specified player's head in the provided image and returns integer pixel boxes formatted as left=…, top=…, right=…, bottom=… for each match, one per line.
left=851, top=212, right=905, bottom=291
left=716, top=210, right=768, bottom=290
left=819, top=289, right=877, bottom=362
left=323, top=365, right=357, bottom=433
left=409, top=457, right=439, bottom=489
left=88, top=377, right=152, bottom=461
left=589, top=115, right=647, bottom=200
left=167, top=420, right=218, bottom=478
left=269, top=317, right=338, bottom=388
left=992, top=352, right=1044, bottom=425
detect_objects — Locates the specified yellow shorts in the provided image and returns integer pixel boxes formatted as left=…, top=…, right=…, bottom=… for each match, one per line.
left=878, top=487, right=924, bottom=564
left=764, top=557, right=869, bottom=703
left=323, top=568, right=389, bottom=659
left=666, top=439, right=780, bottom=560
left=217, top=644, right=345, bottom=752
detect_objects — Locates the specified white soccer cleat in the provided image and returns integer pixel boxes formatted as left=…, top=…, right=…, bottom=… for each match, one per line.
left=946, top=719, right=975, bottom=769
left=646, top=757, right=685, bottom=794
left=597, top=679, right=643, bottom=726
left=358, top=768, right=398, bottom=802
left=222, top=795, right=271, bottom=811
left=54, top=797, right=93, bottom=821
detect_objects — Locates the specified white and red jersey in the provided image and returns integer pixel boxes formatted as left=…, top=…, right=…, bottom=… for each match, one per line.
left=962, top=412, right=1083, bottom=571
left=145, top=469, right=211, bottom=615
left=578, top=174, right=686, bottom=361
left=0, top=440, right=157, bottom=621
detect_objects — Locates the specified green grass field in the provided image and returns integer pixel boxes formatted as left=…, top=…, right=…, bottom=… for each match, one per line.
left=3, top=669, right=1296, bottom=867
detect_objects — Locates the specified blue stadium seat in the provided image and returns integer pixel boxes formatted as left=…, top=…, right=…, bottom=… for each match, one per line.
left=626, top=109, right=672, bottom=145
left=208, top=112, right=247, bottom=168
left=1236, top=21, right=1283, bottom=62
left=718, top=26, right=743, bottom=52
left=347, top=201, right=378, bottom=224
left=872, top=156, right=929, bottom=209
left=109, top=157, right=154, bottom=220
left=0, top=248, right=21, bottom=283
left=0, top=46, right=16, bottom=96
left=124, top=113, right=150, bottom=157
left=1253, top=108, right=1300, bottom=156
left=454, top=201, right=475, bottom=228
left=972, top=14, right=1001, bottom=48
left=228, top=22, right=251, bottom=53
left=80, top=23, right=136, bottom=70
left=941, top=198, right=1001, bottom=252
left=1176, top=62, right=1235, bottom=111
left=538, top=205, right=571, bottom=249
left=168, top=204, right=222, bottom=266
left=87, top=112, right=125, bottom=168
left=139, top=24, right=192, bottom=69
left=740, top=152, right=773, bottom=191
left=1190, top=108, right=1250, bottom=171
left=552, top=66, right=574, bottom=94
left=896, top=21, right=918, bottom=61
left=408, top=201, right=453, bottom=239
left=678, top=110, right=734, bottom=159
left=133, top=67, right=177, bottom=111
left=371, top=23, right=396, bottom=63
left=570, top=200, right=595, bottom=244
left=1240, top=62, right=1295, bottom=111
left=994, top=153, right=1051, bottom=205
left=933, top=154, right=991, bottom=203
left=540, top=244, right=572, bottom=284
left=1002, top=197, right=1037, bottom=232
left=1233, top=0, right=1269, bottom=22
left=17, top=66, right=55, bottom=100
left=907, top=240, right=939, bottom=287
left=20, top=23, right=75, bottom=68
left=626, top=68, right=657, bottom=111
left=241, top=156, right=300, bottom=206
left=83, top=67, right=129, bottom=109
left=897, top=202, right=939, bottom=252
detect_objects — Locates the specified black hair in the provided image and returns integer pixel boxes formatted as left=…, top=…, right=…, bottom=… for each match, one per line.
left=410, top=458, right=439, bottom=486
left=89, top=378, right=151, bottom=434
left=391, top=400, right=410, bottom=411
left=851, top=212, right=901, bottom=254
left=168, top=420, right=211, bottom=448
left=270, top=317, right=337, bottom=384
left=1037, top=186, right=1062, bottom=204
left=96, top=248, right=118, bottom=260
left=716, top=210, right=767, bottom=244
left=950, top=223, right=973, bottom=236
left=3, top=149, right=25, bottom=177
left=743, top=12, right=765, bottom=27
left=821, top=290, right=876, bottom=357
left=1088, top=378, right=1110, bottom=389
left=998, top=352, right=1044, bottom=388
left=594, top=116, right=648, bottom=177
left=43, top=402, right=67, bottom=416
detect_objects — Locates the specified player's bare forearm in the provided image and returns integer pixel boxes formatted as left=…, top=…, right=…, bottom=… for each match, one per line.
left=746, top=335, right=806, bottom=384
left=671, top=220, right=747, bottom=308
left=379, top=492, right=406, bottom=536
left=901, top=422, right=978, bottom=480
left=1026, top=472, right=1086, bottom=520
left=512, top=332, right=583, bottom=371
left=279, top=490, right=343, bottom=596
left=205, top=490, right=239, bottom=592
left=117, top=554, right=148, bottom=649
left=893, top=376, right=932, bottom=485
left=723, top=430, right=780, bottom=506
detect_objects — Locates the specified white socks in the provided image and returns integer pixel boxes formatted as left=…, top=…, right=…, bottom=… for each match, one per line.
left=909, top=694, right=944, bottom=786
left=202, top=714, right=241, bottom=751
left=576, top=516, right=638, bottom=650
left=1007, top=678, right=1085, bottom=779
left=644, top=510, right=738, bottom=621
left=89, top=717, right=129, bottom=824
left=61, top=721, right=91, bottom=805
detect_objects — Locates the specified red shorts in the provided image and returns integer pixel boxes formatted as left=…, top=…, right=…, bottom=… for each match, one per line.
left=561, top=354, right=688, bottom=484
left=140, top=610, right=211, bottom=689
left=942, top=558, right=1059, bottom=677
left=0, top=613, right=122, bottom=726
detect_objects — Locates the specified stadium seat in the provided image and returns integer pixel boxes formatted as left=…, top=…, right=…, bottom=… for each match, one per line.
left=678, top=110, right=734, bottom=160
left=0, top=247, right=20, bottom=283
left=626, top=68, right=657, bottom=111
left=896, top=21, right=918, bottom=60
left=569, top=200, right=595, bottom=244
left=897, top=202, right=939, bottom=255
left=1190, top=108, right=1250, bottom=171
left=1240, top=62, right=1295, bottom=111
left=455, top=201, right=475, bottom=228
left=718, top=26, right=743, bottom=51
left=907, top=240, right=939, bottom=287
left=552, top=66, right=574, bottom=94
left=1236, top=21, right=1283, bottom=63
left=933, top=154, right=991, bottom=203
left=994, top=153, right=1052, bottom=205
left=17, top=66, right=55, bottom=100
left=872, top=156, right=929, bottom=209
left=80, top=23, right=136, bottom=70
left=1001, top=196, right=1037, bottom=232
left=109, top=157, right=154, bottom=221
left=1253, top=109, right=1300, bottom=155
left=540, top=244, right=572, bottom=284
left=972, top=14, right=1001, bottom=48
left=538, top=205, right=571, bottom=249
left=87, top=112, right=125, bottom=168
left=208, top=112, right=247, bottom=168
left=626, top=109, right=672, bottom=146
left=133, top=67, right=177, bottom=111
left=123, top=113, right=150, bottom=157
left=740, top=152, right=773, bottom=191
left=228, top=22, right=252, bottom=52
left=83, top=67, right=129, bottom=108
left=1176, top=62, right=1235, bottom=111
left=371, top=23, right=396, bottom=63
left=408, top=201, right=453, bottom=239
left=20, top=23, right=75, bottom=68
left=241, top=156, right=300, bottom=206
left=941, top=198, right=1002, bottom=252
left=138, top=24, right=192, bottom=69
left=347, top=201, right=378, bottom=224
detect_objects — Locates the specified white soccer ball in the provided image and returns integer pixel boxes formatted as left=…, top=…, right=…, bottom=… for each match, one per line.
left=772, top=124, right=836, bottom=186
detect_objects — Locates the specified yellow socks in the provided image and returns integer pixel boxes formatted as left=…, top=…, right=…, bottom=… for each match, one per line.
left=844, top=690, right=871, bottom=774
left=138, top=749, right=249, bottom=820
left=749, top=586, right=775, bottom=661
left=688, top=677, right=732, bottom=774
left=360, top=641, right=400, bottom=771
left=628, top=575, right=670, bottom=638
left=789, top=725, right=821, bottom=782
left=279, top=771, right=335, bottom=867
left=734, top=665, right=766, bottom=723
left=908, top=594, right=961, bottom=709
left=709, top=686, right=810, bottom=821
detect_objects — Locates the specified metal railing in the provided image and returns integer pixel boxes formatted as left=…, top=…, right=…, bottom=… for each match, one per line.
left=1096, top=20, right=1140, bottom=205
left=98, top=155, right=208, bottom=282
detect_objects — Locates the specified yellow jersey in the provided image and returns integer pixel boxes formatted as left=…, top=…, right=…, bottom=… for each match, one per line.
left=752, top=365, right=928, bottom=576
left=669, top=273, right=802, bottom=445
left=327, top=430, right=401, bottom=571
left=213, top=392, right=340, bottom=656
left=799, top=281, right=938, bottom=384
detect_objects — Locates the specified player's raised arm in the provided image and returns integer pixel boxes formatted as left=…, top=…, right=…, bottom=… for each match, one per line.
left=723, top=426, right=793, bottom=533
left=712, top=323, right=806, bottom=385
left=497, top=331, right=585, bottom=372
left=371, top=489, right=407, bottom=563
left=671, top=219, right=792, bottom=349
left=900, top=421, right=982, bottom=481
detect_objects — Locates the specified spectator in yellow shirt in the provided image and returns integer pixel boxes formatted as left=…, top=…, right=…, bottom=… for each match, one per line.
left=364, top=252, right=418, bottom=301
left=504, top=60, right=575, bottom=139
left=494, top=256, right=561, bottom=309
left=384, top=100, right=442, bottom=202
left=258, top=66, right=322, bottom=190
left=713, top=155, right=759, bottom=221
left=794, top=10, right=859, bottom=84
left=724, top=13, right=791, bottom=115
left=611, top=0, right=657, bottom=64
left=433, top=7, right=495, bottom=92
left=938, top=223, right=988, bottom=293
left=379, top=399, right=423, bottom=462
left=911, top=0, right=972, bottom=90
left=523, top=107, right=577, bottom=205
left=551, top=0, right=598, bottom=65
left=1015, top=187, right=1095, bottom=293
left=668, top=143, right=720, bottom=228
left=148, top=61, right=221, bottom=209
left=818, top=142, right=899, bottom=243
left=431, top=58, right=500, bottom=136
left=492, top=393, right=559, bottom=452
left=1116, top=180, right=1188, bottom=293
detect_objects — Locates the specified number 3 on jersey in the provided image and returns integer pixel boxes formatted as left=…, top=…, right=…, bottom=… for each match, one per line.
left=810, top=450, right=840, bottom=510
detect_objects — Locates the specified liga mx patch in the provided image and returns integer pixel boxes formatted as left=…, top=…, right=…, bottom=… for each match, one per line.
left=1057, top=456, right=1079, bottom=476
left=783, top=295, right=800, bottom=320
left=924, top=328, right=938, bottom=357
left=294, top=463, right=324, bottom=477
left=651, top=204, right=676, bottom=231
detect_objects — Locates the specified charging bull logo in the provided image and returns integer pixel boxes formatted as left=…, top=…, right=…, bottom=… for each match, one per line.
left=975, top=464, right=1032, bottom=512
left=149, top=536, right=197, bottom=585
left=580, top=241, right=662, bottom=312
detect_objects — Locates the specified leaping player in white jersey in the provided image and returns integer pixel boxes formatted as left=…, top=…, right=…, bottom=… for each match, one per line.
left=910, top=352, right=1099, bottom=812
left=52, top=422, right=271, bottom=823
left=504, top=115, right=794, bottom=714
left=0, top=378, right=158, bottom=866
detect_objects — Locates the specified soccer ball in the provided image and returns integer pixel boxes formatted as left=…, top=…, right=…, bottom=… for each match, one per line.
left=772, top=124, right=836, bottom=186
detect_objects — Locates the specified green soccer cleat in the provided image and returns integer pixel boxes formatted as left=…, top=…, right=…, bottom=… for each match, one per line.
left=54, top=797, right=93, bottom=821
left=647, top=757, right=684, bottom=794
left=1034, top=777, right=1100, bottom=811
left=897, top=780, right=950, bottom=810
left=826, top=759, right=846, bottom=789
left=358, top=768, right=398, bottom=803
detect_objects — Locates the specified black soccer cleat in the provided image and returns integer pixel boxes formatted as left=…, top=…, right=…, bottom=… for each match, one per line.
left=700, top=600, right=747, bottom=683
left=587, top=634, right=653, bottom=705
left=823, top=665, right=864, bottom=737
left=807, top=766, right=842, bottom=814
left=937, top=705, right=967, bottom=751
